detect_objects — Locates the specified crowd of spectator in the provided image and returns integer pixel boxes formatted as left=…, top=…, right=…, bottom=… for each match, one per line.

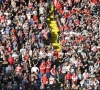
left=54, top=0, right=100, bottom=90
left=0, top=0, right=99, bottom=90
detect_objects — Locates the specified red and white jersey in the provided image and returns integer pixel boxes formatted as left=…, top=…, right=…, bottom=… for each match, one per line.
left=72, top=74, right=78, bottom=82
left=51, top=68, right=56, bottom=75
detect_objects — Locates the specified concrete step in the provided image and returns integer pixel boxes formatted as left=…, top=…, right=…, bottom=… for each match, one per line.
left=52, top=43, right=60, bottom=46
left=47, top=18, right=50, bottom=20
left=49, top=26, right=57, bottom=27
left=51, top=32, right=58, bottom=34
left=50, top=21, right=56, bottom=23
left=48, top=25, right=55, bottom=27
left=49, top=23, right=56, bottom=25
left=50, top=16, right=54, bottom=18
left=51, top=33, right=58, bottom=35
left=57, top=49, right=61, bottom=52
left=52, top=43, right=61, bottom=51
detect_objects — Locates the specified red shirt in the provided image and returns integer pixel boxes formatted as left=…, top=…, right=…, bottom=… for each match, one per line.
left=24, top=55, right=29, bottom=61
left=53, top=50, right=58, bottom=58
left=63, top=25, right=70, bottom=30
left=59, top=9, right=64, bottom=15
left=71, top=9, right=76, bottom=14
left=64, top=13, right=70, bottom=19
left=58, top=67, right=62, bottom=74
left=78, top=35, right=82, bottom=40
left=46, top=66, right=50, bottom=73
left=7, top=47, right=12, bottom=52
left=58, top=25, right=63, bottom=31
left=0, top=16, right=2, bottom=21
left=40, top=64, right=45, bottom=74
left=41, top=75, right=47, bottom=84
left=33, top=15, right=38, bottom=21
left=7, top=57, right=14, bottom=65
left=51, top=68, right=56, bottom=75
left=61, top=39, right=66, bottom=44
left=10, top=29, right=16, bottom=33
left=46, top=61, right=51, bottom=66
left=56, top=3, right=61, bottom=10
left=65, top=73, right=72, bottom=80
left=74, top=19, right=80, bottom=25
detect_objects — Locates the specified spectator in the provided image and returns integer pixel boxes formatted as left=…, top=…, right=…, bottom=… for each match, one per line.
left=31, top=64, right=39, bottom=73
left=49, top=75, right=55, bottom=90
left=0, top=0, right=99, bottom=89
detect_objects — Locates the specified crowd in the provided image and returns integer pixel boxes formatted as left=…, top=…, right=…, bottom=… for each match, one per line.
left=54, top=0, right=100, bottom=90
left=0, top=0, right=99, bottom=90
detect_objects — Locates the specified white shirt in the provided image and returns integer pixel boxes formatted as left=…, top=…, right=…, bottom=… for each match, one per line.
left=39, top=6, right=44, bottom=15
left=12, top=53, right=18, bottom=59
left=61, top=17, right=65, bottom=24
left=47, top=52, right=53, bottom=58
left=80, top=80, right=85, bottom=87
left=62, top=65, right=67, bottom=74
left=31, top=67, right=39, bottom=73
left=33, top=10, right=37, bottom=15
left=27, top=13, right=31, bottom=20
left=83, top=72, right=89, bottom=79
left=7, top=19, right=11, bottom=25
left=40, top=16, right=44, bottom=22
left=66, top=65, right=71, bottom=71
left=70, top=57, right=76, bottom=64
left=39, top=51, right=44, bottom=57
left=58, top=52, right=64, bottom=56
left=49, top=77, right=54, bottom=84
left=11, top=1, right=16, bottom=8
left=29, top=50, right=32, bottom=57
left=20, top=48, right=26, bottom=53
left=78, top=74, right=82, bottom=80
left=23, top=23, right=28, bottom=28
